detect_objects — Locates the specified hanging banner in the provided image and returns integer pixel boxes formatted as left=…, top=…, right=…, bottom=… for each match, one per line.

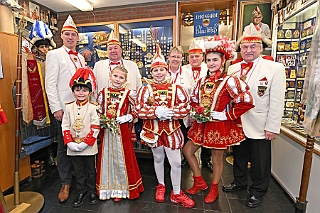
left=194, top=10, right=220, bottom=38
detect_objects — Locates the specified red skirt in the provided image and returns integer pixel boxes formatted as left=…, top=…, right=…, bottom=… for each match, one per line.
left=187, top=120, right=245, bottom=149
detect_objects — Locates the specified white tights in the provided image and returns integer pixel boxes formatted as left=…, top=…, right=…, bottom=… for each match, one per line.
left=151, top=146, right=182, bottom=194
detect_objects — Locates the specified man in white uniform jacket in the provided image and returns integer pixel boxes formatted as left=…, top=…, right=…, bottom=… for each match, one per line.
left=93, top=30, right=142, bottom=93
left=223, top=24, right=285, bottom=208
left=45, top=15, right=85, bottom=203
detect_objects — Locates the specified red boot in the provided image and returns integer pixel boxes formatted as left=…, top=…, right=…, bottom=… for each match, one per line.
left=204, top=183, right=219, bottom=203
left=186, top=175, right=208, bottom=194
left=170, top=190, right=195, bottom=208
left=155, top=183, right=166, bottom=202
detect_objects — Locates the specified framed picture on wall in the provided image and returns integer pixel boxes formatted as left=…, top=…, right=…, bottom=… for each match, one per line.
left=238, top=1, right=272, bottom=40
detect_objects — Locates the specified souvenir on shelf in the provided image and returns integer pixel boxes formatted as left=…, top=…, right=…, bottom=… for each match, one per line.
left=275, top=4, right=318, bottom=139
left=118, top=19, right=174, bottom=78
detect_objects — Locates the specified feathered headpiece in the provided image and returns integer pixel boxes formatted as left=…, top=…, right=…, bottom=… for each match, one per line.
left=149, top=26, right=167, bottom=70
left=151, top=44, right=167, bottom=70
left=204, top=35, right=236, bottom=60
left=61, top=15, right=78, bottom=34
left=29, top=20, right=56, bottom=48
left=235, top=23, right=272, bottom=51
left=69, top=67, right=96, bottom=92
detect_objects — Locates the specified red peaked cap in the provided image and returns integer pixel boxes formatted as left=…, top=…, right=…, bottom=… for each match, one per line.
left=69, top=67, right=97, bottom=91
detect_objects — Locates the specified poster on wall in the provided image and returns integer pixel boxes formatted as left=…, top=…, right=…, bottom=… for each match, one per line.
left=49, top=12, right=58, bottom=33
left=193, top=10, right=220, bottom=38
left=29, top=1, right=40, bottom=20
left=18, top=0, right=30, bottom=18
left=15, top=1, right=58, bottom=34
left=238, top=1, right=272, bottom=39
left=40, top=8, right=50, bottom=26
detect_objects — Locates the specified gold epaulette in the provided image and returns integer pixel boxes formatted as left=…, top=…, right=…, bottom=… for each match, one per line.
left=90, top=101, right=99, bottom=106
left=65, top=101, right=75, bottom=105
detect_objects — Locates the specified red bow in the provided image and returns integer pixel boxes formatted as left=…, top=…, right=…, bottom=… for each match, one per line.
left=192, top=67, right=201, bottom=72
left=110, top=61, right=120, bottom=65
left=68, top=50, right=78, bottom=56
left=240, top=62, right=253, bottom=71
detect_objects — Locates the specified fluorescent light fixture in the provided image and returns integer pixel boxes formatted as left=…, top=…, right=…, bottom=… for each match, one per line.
left=66, top=0, right=93, bottom=11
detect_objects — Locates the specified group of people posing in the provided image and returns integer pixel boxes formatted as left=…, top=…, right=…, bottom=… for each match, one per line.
left=30, top=14, right=285, bottom=209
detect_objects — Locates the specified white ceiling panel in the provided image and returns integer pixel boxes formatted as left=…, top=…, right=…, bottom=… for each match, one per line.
left=32, top=0, right=174, bottom=12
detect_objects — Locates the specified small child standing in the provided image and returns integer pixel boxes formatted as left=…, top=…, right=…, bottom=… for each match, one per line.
left=135, top=45, right=195, bottom=208
left=96, top=65, right=144, bottom=201
left=62, top=67, right=100, bottom=207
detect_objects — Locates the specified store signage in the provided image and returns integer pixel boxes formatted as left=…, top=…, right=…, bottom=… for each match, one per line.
left=193, top=10, right=220, bottom=38
left=284, top=0, right=316, bottom=20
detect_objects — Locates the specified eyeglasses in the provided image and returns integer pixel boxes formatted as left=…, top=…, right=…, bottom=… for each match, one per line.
left=170, top=55, right=182, bottom=59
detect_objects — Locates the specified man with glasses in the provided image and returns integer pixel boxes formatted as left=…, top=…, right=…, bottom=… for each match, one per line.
left=243, top=6, right=270, bottom=38
left=223, top=24, right=285, bottom=208
left=167, top=46, right=193, bottom=163
left=182, top=41, right=213, bottom=172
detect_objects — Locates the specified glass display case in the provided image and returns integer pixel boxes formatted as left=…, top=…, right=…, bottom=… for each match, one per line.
left=77, top=24, right=114, bottom=68
left=273, top=0, right=320, bottom=146
left=76, top=17, right=175, bottom=79
left=119, top=18, right=174, bottom=78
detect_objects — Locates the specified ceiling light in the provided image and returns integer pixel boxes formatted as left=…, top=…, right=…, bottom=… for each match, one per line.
left=66, top=0, right=93, bottom=11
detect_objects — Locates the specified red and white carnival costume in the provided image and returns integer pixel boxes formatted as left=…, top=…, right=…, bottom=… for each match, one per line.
left=188, top=73, right=254, bottom=149
left=96, top=86, right=144, bottom=200
left=135, top=80, right=190, bottom=149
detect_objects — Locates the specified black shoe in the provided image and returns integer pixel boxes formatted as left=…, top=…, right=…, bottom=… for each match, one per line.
left=181, top=158, right=188, bottom=166
left=47, top=155, right=56, bottom=167
left=246, top=195, right=261, bottom=208
left=222, top=183, right=247, bottom=192
left=202, top=161, right=213, bottom=172
left=89, top=192, right=98, bottom=205
left=72, top=191, right=87, bottom=207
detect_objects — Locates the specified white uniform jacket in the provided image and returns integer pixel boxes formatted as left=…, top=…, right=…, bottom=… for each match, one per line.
left=93, top=59, right=142, bottom=93
left=45, top=47, right=85, bottom=113
left=62, top=101, right=100, bottom=156
left=182, top=62, right=208, bottom=81
left=228, top=57, right=286, bottom=139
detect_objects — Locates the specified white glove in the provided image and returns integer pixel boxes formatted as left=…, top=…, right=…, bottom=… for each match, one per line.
left=155, top=106, right=174, bottom=120
left=210, top=111, right=227, bottom=121
left=76, top=142, right=88, bottom=152
left=116, top=114, right=133, bottom=124
left=67, top=142, right=80, bottom=152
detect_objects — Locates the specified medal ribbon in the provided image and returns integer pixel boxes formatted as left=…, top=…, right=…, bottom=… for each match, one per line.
left=192, top=67, right=201, bottom=81
left=64, top=47, right=83, bottom=69
left=169, top=66, right=182, bottom=84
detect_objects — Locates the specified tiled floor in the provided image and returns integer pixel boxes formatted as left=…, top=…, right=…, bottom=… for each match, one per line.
left=6, top=152, right=295, bottom=213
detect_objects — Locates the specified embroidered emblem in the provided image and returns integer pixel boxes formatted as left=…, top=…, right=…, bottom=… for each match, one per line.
left=257, top=86, right=267, bottom=97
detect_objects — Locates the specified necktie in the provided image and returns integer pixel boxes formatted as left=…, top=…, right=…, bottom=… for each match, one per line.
left=68, top=50, right=78, bottom=56
left=192, top=67, right=201, bottom=72
left=110, top=61, right=120, bottom=65
left=240, top=62, right=254, bottom=71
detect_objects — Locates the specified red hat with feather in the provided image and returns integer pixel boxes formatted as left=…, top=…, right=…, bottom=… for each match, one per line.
left=69, top=67, right=96, bottom=92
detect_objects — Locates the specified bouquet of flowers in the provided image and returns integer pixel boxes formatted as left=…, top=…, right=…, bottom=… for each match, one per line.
left=99, top=113, right=120, bottom=135
left=190, top=106, right=212, bottom=123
